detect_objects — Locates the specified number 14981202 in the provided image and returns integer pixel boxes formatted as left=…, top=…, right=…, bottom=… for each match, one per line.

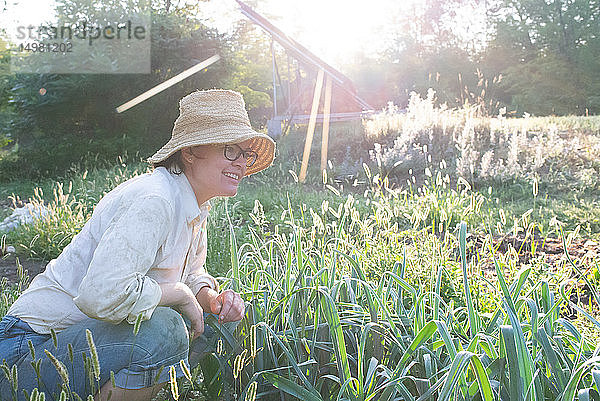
left=18, top=42, right=73, bottom=53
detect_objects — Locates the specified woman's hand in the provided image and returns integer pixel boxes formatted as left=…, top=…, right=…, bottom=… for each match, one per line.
left=159, top=282, right=204, bottom=339
left=197, top=287, right=245, bottom=324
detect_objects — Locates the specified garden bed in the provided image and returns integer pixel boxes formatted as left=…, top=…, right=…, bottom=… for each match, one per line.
left=0, top=256, right=46, bottom=284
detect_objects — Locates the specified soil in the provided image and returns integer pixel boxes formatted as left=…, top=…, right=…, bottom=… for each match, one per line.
left=0, top=197, right=25, bottom=210
left=0, top=255, right=47, bottom=285
left=470, top=233, right=600, bottom=268
left=469, top=233, right=600, bottom=318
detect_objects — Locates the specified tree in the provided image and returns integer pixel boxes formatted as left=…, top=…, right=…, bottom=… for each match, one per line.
left=0, top=0, right=233, bottom=178
left=0, top=36, right=15, bottom=148
left=487, top=0, right=600, bottom=114
left=378, top=0, right=497, bottom=111
left=220, top=19, right=273, bottom=128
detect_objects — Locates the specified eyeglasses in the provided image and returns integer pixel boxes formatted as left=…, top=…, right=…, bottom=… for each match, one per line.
left=224, top=144, right=258, bottom=167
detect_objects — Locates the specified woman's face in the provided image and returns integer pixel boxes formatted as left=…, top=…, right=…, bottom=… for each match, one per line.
left=181, top=139, right=252, bottom=205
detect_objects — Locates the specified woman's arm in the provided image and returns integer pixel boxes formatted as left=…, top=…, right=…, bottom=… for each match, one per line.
left=185, top=220, right=245, bottom=323
left=159, top=282, right=205, bottom=338
left=74, top=195, right=173, bottom=324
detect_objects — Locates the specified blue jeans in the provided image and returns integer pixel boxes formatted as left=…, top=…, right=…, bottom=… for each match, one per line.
left=0, top=307, right=200, bottom=401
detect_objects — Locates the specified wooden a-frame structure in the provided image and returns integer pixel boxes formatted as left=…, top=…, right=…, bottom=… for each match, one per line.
left=236, top=0, right=374, bottom=181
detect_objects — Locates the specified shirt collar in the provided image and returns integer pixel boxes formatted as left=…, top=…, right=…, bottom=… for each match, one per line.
left=172, top=170, right=211, bottom=226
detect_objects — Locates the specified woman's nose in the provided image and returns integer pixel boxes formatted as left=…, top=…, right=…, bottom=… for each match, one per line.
left=231, top=156, right=247, bottom=175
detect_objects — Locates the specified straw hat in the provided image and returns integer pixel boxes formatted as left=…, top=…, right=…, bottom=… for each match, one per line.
left=148, top=89, right=275, bottom=176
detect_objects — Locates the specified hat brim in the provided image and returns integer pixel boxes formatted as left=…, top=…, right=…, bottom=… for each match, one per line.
left=148, top=128, right=275, bottom=176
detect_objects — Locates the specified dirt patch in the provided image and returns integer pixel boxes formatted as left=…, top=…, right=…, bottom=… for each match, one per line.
left=0, top=255, right=47, bottom=284
left=0, top=197, right=25, bottom=210
left=470, top=233, right=600, bottom=268
left=469, top=233, right=600, bottom=319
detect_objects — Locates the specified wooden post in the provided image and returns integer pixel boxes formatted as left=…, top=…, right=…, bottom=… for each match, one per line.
left=271, top=40, right=278, bottom=117
left=321, top=74, right=332, bottom=172
left=299, top=68, right=324, bottom=183
left=287, top=54, right=292, bottom=110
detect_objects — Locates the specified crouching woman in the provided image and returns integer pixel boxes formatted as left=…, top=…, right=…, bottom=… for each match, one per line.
left=0, top=89, right=275, bottom=401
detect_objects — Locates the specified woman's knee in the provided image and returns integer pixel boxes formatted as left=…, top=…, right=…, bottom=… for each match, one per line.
left=136, top=307, right=189, bottom=357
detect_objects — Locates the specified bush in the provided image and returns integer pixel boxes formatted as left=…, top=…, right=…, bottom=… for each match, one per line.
left=0, top=133, right=145, bottom=181
left=366, top=90, right=600, bottom=189
left=0, top=3, right=233, bottom=182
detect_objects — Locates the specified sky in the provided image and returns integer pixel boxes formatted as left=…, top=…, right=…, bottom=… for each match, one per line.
left=1, top=0, right=57, bottom=46
left=198, top=0, right=487, bottom=69
left=1, top=0, right=487, bottom=69
left=199, top=0, right=401, bottom=69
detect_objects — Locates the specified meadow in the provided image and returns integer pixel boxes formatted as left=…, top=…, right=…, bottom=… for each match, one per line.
left=1, top=97, right=599, bottom=400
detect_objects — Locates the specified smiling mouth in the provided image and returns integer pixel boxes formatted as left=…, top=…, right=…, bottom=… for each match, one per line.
left=223, top=172, right=240, bottom=181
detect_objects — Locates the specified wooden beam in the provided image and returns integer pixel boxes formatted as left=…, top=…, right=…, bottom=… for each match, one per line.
left=271, top=40, right=278, bottom=117
left=321, top=74, right=332, bottom=172
left=299, top=68, right=324, bottom=183
left=116, top=54, right=221, bottom=113
left=271, top=111, right=372, bottom=123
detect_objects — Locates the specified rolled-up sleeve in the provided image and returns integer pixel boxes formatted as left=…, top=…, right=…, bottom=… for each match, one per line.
left=73, top=195, right=172, bottom=324
left=184, top=221, right=219, bottom=295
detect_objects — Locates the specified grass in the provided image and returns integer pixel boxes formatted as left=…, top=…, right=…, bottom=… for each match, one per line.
left=199, top=177, right=600, bottom=400
left=1, top=161, right=150, bottom=261
left=1, top=161, right=599, bottom=399
left=1, top=106, right=599, bottom=399
left=0, top=261, right=28, bottom=318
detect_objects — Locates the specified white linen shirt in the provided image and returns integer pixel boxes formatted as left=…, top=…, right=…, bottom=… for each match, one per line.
left=8, top=167, right=218, bottom=334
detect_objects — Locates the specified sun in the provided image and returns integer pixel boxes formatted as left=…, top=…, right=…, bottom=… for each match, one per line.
left=265, top=0, right=398, bottom=67
left=249, top=0, right=487, bottom=69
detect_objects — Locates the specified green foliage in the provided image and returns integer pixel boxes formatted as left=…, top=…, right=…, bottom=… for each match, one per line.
left=0, top=134, right=144, bottom=181
left=485, top=0, right=600, bottom=115
left=221, top=20, right=274, bottom=128
left=0, top=0, right=233, bottom=181
left=0, top=37, right=15, bottom=149
left=206, top=193, right=600, bottom=400
left=0, top=260, right=29, bottom=317
left=4, top=162, right=148, bottom=260
left=0, top=154, right=599, bottom=399
left=501, top=54, right=591, bottom=116
left=366, top=0, right=600, bottom=116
